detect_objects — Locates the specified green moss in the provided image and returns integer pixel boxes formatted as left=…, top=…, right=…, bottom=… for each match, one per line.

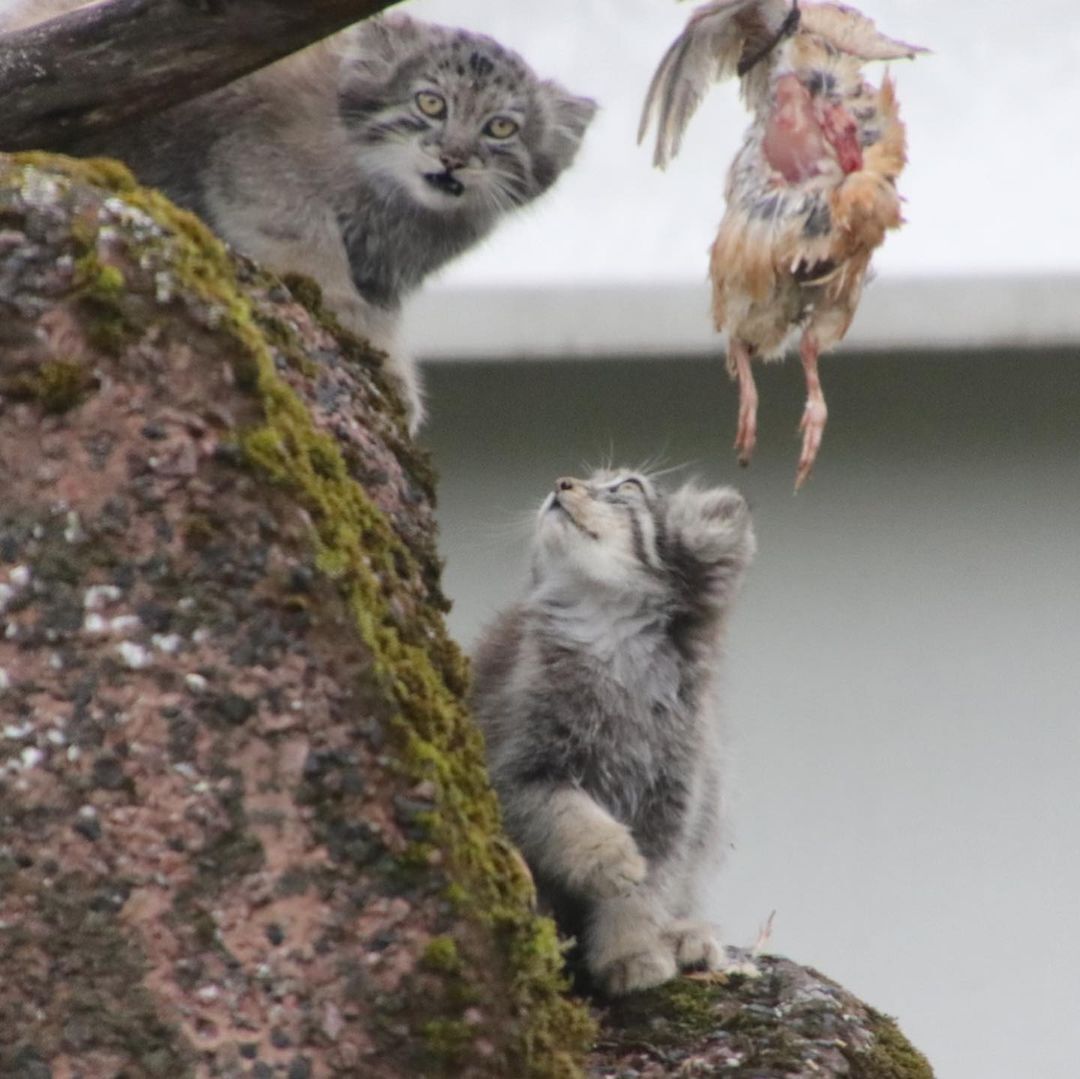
left=253, top=310, right=318, bottom=377
left=12, top=151, right=139, bottom=194
left=76, top=258, right=125, bottom=296
left=422, top=936, right=463, bottom=975
left=0, top=153, right=593, bottom=1077
left=602, top=978, right=728, bottom=1047
left=280, top=271, right=326, bottom=314
left=2, top=359, right=93, bottom=413
left=72, top=245, right=137, bottom=352
left=421, top=1017, right=474, bottom=1071
left=847, top=1009, right=935, bottom=1079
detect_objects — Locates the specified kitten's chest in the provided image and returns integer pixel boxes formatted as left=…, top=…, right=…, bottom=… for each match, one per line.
left=607, top=632, right=680, bottom=704
left=567, top=636, right=696, bottom=774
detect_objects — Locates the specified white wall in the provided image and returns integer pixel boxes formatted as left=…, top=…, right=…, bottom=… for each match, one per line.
left=423, top=349, right=1080, bottom=1079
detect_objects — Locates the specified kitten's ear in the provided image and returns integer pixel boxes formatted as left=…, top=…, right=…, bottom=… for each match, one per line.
left=532, top=83, right=598, bottom=193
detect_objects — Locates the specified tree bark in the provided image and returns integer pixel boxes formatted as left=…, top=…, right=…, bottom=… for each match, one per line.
left=0, top=155, right=935, bottom=1078
left=0, top=0, right=401, bottom=152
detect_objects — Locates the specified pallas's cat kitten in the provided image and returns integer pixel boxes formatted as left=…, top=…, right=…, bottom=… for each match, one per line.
left=1, top=5, right=596, bottom=428
left=470, top=469, right=755, bottom=995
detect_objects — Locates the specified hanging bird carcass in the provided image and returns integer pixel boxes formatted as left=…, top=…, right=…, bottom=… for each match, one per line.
left=640, top=0, right=926, bottom=487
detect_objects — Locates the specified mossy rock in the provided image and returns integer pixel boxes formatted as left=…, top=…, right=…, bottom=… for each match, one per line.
left=0, top=152, right=592, bottom=1079
left=0, top=153, right=935, bottom=1079
left=590, top=956, right=934, bottom=1077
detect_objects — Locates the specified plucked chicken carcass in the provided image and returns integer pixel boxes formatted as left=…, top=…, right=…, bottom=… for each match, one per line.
left=640, top=0, right=926, bottom=487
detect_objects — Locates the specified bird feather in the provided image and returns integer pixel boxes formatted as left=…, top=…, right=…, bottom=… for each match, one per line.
left=639, top=0, right=791, bottom=168
left=799, top=3, right=928, bottom=60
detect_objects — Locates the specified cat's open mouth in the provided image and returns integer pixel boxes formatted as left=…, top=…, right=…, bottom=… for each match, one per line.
left=423, top=170, right=465, bottom=197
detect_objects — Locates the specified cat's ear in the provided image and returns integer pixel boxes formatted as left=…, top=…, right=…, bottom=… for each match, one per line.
left=542, top=83, right=598, bottom=147
left=532, top=83, right=598, bottom=192
left=344, top=13, right=427, bottom=77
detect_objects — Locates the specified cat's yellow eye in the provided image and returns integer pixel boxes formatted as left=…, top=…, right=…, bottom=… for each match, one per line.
left=616, top=478, right=645, bottom=495
left=483, top=116, right=519, bottom=139
left=415, top=91, right=447, bottom=119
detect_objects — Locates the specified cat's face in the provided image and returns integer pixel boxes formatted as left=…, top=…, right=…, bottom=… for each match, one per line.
left=533, top=470, right=665, bottom=592
left=340, top=15, right=596, bottom=215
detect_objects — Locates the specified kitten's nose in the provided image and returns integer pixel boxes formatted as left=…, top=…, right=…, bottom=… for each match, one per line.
left=556, top=477, right=577, bottom=493
left=439, top=151, right=467, bottom=171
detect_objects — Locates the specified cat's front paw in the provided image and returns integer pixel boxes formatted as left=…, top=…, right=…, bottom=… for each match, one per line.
left=566, top=821, right=647, bottom=899
left=597, top=945, right=678, bottom=996
left=666, top=920, right=724, bottom=971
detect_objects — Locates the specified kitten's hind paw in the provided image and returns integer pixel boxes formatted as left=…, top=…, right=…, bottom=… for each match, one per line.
left=666, top=920, right=724, bottom=971
left=598, top=946, right=678, bottom=996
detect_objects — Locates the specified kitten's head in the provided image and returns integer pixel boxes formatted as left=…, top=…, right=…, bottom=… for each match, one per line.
left=530, top=468, right=754, bottom=607
left=339, top=14, right=596, bottom=215
left=532, top=469, right=663, bottom=594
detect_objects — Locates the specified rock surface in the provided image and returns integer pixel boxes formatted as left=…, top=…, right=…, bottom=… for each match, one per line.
left=590, top=953, right=933, bottom=1078
left=0, top=154, right=588, bottom=1079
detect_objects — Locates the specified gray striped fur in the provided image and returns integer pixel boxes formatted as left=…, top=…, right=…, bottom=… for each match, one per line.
left=470, top=469, right=755, bottom=995
left=1, top=4, right=595, bottom=430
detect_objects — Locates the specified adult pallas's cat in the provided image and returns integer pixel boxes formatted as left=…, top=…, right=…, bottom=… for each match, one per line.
left=1, top=4, right=595, bottom=427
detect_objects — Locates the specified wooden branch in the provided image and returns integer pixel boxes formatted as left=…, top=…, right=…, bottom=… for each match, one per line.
left=0, top=0, right=402, bottom=152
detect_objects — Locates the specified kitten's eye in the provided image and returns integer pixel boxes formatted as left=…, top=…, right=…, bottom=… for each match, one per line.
left=483, top=116, right=519, bottom=139
left=616, top=478, right=646, bottom=496
left=416, top=91, right=447, bottom=119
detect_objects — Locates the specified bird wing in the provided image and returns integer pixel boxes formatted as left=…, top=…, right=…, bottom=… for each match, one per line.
left=639, top=0, right=792, bottom=169
left=799, top=3, right=927, bottom=61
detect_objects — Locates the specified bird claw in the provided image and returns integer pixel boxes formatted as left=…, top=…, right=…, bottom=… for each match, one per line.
left=794, top=398, right=827, bottom=490
left=731, top=351, right=758, bottom=468
left=734, top=413, right=757, bottom=467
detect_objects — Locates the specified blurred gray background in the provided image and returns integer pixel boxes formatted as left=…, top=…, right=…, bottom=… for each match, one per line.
left=402, top=1, right=1080, bottom=1077
left=424, top=351, right=1080, bottom=1079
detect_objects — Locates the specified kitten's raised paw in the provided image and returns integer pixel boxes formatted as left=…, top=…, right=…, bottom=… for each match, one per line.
left=598, top=946, right=678, bottom=996
left=666, top=920, right=724, bottom=971
left=666, top=485, right=753, bottom=564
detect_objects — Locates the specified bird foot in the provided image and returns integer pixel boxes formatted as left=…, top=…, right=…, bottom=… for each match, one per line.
left=729, top=340, right=758, bottom=467
left=733, top=380, right=758, bottom=467
left=795, top=397, right=827, bottom=490
left=734, top=417, right=757, bottom=467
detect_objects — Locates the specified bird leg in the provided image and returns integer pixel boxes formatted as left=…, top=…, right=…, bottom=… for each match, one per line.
left=795, top=331, right=827, bottom=489
left=729, top=339, right=758, bottom=467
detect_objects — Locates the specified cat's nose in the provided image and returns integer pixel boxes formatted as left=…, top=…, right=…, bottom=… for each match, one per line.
left=439, top=151, right=468, bottom=171
left=556, top=477, right=577, bottom=493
